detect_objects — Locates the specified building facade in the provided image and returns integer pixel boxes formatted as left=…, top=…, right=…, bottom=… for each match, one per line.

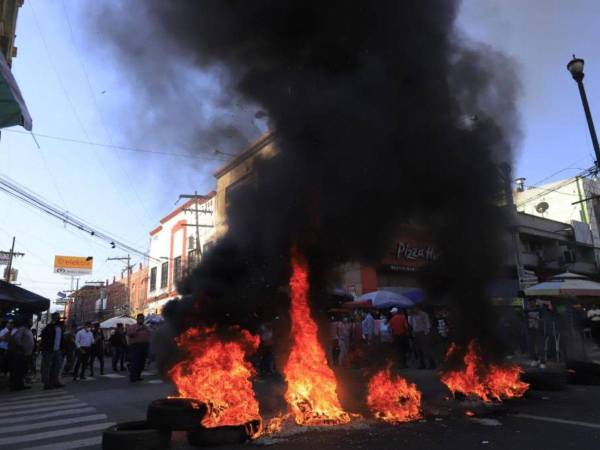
left=213, top=132, right=276, bottom=236
left=146, top=193, right=216, bottom=314
left=514, top=176, right=600, bottom=266
left=129, top=264, right=148, bottom=316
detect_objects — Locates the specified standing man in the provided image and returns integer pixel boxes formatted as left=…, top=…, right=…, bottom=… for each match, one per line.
left=408, top=307, right=432, bottom=369
left=8, top=316, right=34, bottom=391
left=0, top=319, right=15, bottom=375
left=361, top=311, right=375, bottom=345
left=389, top=308, right=409, bottom=368
left=126, top=313, right=150, bottom=382
left=40, top=312, right=65, bottom=389
left=89, top=323, right=105, bottom=376
left=109, top=323, right=127, bottom=372
left=73, top=322, right=94, bottom=381
left=62, top=324, right=77, bottom=376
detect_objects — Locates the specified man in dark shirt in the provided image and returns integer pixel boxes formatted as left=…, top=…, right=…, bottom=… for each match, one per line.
left=40, top=312, right=65, bottom=389
left=89, top=322, right=105, bottom=376
left=109, top=323, right=127, bottom=372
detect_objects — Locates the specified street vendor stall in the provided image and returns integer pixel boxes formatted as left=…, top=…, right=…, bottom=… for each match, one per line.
left=99, top=314, right=136, bottom=329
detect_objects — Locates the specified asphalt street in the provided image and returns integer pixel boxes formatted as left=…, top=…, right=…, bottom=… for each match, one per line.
left=0, top=362, right=599, bottom=450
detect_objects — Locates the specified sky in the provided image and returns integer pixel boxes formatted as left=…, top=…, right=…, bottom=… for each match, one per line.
left=1, top=0, right=599, bottom=309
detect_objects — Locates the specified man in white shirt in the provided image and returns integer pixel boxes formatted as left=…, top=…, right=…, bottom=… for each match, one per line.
left=73, top=322, right=94, bottom=381
left=0, top=319, right=15, bottom=374
left=361, top=312, right=375, bottom=344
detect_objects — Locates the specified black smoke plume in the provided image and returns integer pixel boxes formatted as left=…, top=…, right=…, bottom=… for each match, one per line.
left=97, top=1, right=520, bottom=354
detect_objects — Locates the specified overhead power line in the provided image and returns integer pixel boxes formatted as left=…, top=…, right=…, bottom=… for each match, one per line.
left=0, top=173, right=159, bottom=262
left=516, top=165, right=597, bottom=208
left=3, top=129, right=228, bottom=162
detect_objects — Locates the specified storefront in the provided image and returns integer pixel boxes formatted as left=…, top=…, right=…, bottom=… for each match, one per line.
left=341, top=226, right=437, bottom=296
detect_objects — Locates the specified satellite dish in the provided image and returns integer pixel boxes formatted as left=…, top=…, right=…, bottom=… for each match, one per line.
left=535, top=202, right=549, bottom=214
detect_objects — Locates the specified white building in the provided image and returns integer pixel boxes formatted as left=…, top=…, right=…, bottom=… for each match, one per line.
left=146, top=192, right=216, bottom=314
left=514, top=176, right=600, bottom=264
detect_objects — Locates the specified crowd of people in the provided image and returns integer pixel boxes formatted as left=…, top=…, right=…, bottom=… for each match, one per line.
left=325, top=306, right=451, bottom=371
left=0, top=312, right=154, bottom=391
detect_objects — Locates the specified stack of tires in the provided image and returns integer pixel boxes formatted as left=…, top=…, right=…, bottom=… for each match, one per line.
left=102, top=398, right=259, bottom=449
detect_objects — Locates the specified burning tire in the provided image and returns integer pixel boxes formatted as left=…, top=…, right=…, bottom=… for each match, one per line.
left=147, top=398, right=208, bottom=431
left=102, top=420, right=171, bottom=450
left=521, top=370, right=566, bottom=391
left=187, top=420, right=261, bottom=447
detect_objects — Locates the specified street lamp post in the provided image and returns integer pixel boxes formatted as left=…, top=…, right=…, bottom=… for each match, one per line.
left=567, top=55, right=600, bottom=168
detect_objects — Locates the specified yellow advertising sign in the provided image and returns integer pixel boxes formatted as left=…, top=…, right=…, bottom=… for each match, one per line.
left=54, top=255, right=93, bottom=275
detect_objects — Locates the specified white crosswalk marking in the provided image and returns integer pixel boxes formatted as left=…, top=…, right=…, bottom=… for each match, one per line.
left=0, top=407, right=96, bottom=425
left=0, top=401, right=85, bottom=418
left=1, top=413, right=107, bottom=433
left=0, top=422, right=114, bottom=445
left=101, top=373, right=125, bottom=378
left=1, top=395, right=74, bottom=407
left=1, top=390, right=68, bottom=402
left=0, top=398, right=82, bottom=413
left=0, top=390, right=111, bottom=450
left=21, top=436, right=102, bottom=450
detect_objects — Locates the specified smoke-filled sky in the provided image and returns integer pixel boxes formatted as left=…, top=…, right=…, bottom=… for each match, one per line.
left=0, top=0, right=598, bottom=305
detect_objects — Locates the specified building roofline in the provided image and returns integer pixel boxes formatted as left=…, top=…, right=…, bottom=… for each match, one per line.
left=213, top=132, right=275, bottom=179
left=157, top=191, right=216, bottom=226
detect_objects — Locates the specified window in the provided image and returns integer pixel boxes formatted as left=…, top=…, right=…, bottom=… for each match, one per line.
left=160, top=262, right=169, bottom=289
left=174, top=256, right=182, bottom=282
left=150, top=267, right=157, bottom=292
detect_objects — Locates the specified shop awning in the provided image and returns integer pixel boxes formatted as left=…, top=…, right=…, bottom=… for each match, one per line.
left=0, top=280, right=49, bottom=313
left=0, top=52, right=31, bottom=130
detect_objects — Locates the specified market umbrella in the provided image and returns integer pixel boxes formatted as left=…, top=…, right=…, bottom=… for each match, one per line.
left=356, top=290, right=415, bottom=309
left=145, top=314, right=164, bottom=325
left=99, top=315, right=136, bottom=329
left=0, top=53, right=31, bottom=130
left=524, top=272, right=600, bottom=297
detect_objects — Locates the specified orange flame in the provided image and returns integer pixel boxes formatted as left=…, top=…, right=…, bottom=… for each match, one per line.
left=367, top=368, right=422, bottom=423
left=440, top=341, right=529, bottom=403
left=169, top=327, right=261, bottom=428
left=283, top=250, right=350, bottom=426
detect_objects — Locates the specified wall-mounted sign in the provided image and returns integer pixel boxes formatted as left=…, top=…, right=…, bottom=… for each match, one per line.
left=54, top=255, right=93, bottom=276
left=380, top=228, right=438, bottom=273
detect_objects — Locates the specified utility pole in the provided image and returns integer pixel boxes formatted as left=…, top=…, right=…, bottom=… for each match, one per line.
left=2, top=236, right=24, bottom=283
left=107, top=255, right=132, bottom=315
left=177, top=192, right=214, bottom=266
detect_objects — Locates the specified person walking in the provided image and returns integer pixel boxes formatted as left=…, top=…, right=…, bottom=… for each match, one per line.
left=73, top=322, right=93, bottom=381
left=336, top=317, right=351, bottom=367
left=62, top=324, right=77, bottom=375
left=8, top=316, right=34, bottom=391
left=40, top=312, right=65, bottom=389
left=109, top=323, right=127, bottom=372
left=0, top=319, right=15, bottom=375
left=89, top=323, right=105, bottom=376
left=126, top=313, right=150, bottom=382
left=408, top=307, right=432, bottom=369
left=389, top=308, right=409, bottom=368
left=361, top=311, right=375, bottom=345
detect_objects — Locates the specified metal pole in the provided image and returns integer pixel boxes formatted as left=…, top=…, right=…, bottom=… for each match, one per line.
left=4, top=236, right=14, bottom=282
left=576, top=79, right=600, bottom=167
left=126, top=254, right=131, bottom=315
left=195, top=191, right=202, bottom=260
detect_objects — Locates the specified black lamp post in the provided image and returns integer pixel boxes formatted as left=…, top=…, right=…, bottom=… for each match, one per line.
left=567, top=55, right=600, bottom=168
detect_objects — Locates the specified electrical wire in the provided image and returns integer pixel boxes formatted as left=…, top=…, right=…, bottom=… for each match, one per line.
left=4, top=129, right=228, bottom=161
left=0, top=173, right=159, bottom=262
left=516, top=165, right=597, bottom=208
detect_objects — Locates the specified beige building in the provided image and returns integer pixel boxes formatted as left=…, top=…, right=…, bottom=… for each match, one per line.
left=213, top=132, right=277, bottom=236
